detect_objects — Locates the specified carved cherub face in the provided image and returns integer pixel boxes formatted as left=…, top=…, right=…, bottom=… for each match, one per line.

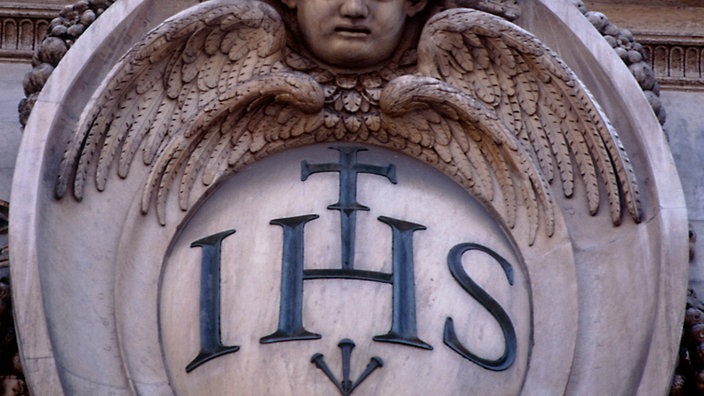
left=283, top=0, right=427, bottom=68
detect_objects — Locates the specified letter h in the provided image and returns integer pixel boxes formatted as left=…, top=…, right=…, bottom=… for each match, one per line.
left=260, top=215, right=432, bottom=350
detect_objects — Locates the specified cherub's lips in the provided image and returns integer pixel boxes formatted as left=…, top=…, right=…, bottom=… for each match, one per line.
left=334, top=25, right=371, bottom=38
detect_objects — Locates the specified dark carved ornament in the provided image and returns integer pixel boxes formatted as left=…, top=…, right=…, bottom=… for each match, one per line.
left=311, top=339, right=383, bottom=396
left=0, top=201, right=26, bottom=396
left=671, top=290, right=704, bottom=395
left=669, top=227, right=702, bottom=396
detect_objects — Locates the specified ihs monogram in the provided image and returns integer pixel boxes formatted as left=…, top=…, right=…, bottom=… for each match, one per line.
left=186, top=147, right=517, bottom=394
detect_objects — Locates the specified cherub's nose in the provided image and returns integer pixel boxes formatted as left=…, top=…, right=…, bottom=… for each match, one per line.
left=340, top=0, right=369, bottom=18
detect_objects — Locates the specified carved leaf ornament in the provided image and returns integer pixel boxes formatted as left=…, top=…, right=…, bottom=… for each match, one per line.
left=55, top=0, right=641, bottom=244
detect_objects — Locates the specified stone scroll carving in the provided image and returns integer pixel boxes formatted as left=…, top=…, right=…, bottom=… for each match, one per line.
left=54, top=0, right=641, bottom=244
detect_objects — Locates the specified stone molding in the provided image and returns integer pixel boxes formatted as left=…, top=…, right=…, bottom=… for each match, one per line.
left=0, top=4, right=61, bottom=62
left=584, top=1, right=704, bottom=91
left=641, top=38, right=704, bottom=91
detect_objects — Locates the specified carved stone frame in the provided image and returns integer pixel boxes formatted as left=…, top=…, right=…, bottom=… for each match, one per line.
left=10, top=0, right=687, bottom=394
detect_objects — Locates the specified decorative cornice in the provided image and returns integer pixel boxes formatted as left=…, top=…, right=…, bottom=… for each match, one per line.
left=640, top=39, right=704, bottom=91
left=0, top=4, right=62, bottom=62
left=584, top=2, right=704, bottom=91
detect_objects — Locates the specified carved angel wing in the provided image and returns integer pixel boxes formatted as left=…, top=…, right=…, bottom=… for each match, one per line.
left=380, top=76, right=553, bottom=243
left=413, top=8, right=641, bottom=230
left=56, top=0, right=324, bottom=224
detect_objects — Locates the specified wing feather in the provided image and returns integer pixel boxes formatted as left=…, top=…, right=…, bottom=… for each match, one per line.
left=179, top=124, right=222, bottom=210
left=465, top=125, right=495, bottom=200
left=94, top=91, right=139, bottom=191
left=514, top=70, right=539, bottom=116
left=116, top=87, right=165, bottom=178
left=524, top=112, right=554, bottom=183
left=541, top=107, right=573, bottom=196
left=481, top=139, right=517, bottom=228
left=202, top=128, right=235, bottom=186
left=164, top=52, right=184, bottom=100
left=497, top=92, right=521, bottom=136
left=199, top=54, right=227, bottom=91
left=143, top=99, right=179, bottom=165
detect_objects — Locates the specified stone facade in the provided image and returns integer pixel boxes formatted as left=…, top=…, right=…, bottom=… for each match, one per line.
left=0, top=0, right=701, bottom=394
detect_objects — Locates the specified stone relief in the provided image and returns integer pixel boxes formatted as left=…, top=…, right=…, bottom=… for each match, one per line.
left=10, top=1, right=688, bottom=394
left=16, top=0, right=517, bottom=128
left=54, top=0, right=641, bottom=245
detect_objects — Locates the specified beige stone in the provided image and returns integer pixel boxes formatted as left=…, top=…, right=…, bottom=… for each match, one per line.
left=10, top=0, right=687, bottom=394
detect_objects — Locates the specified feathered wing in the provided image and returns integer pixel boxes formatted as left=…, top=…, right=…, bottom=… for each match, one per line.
left=415, top=8, right=641, bottom=228
left=380, top=76, right=553, bottom=244
left=55, top=0, right=324, bottom=224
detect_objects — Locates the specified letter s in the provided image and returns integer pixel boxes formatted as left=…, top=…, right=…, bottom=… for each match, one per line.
left=444, top=243, right=517, bottom=371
